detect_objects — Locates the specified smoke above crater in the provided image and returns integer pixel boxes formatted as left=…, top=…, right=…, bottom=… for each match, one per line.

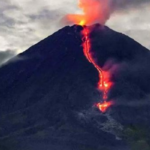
left=64, top=0, right=112, bottom=25
left=63, top=0, right=150, bottom=26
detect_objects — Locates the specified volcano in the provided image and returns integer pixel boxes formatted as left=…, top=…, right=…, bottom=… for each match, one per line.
left=0, top=24, right=150, bottom=150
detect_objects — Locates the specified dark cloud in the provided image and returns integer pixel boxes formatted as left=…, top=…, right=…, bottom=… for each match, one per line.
left=112, top=0, right=150, bottom=10
left=0, top=12, right=16, bottom=27
left=0, top=0, right=65, bottom=52
left=0, top=0, right=18, bottom=11
left=0, top=50, right=16, bottom=65
left=28, top=9, right=61, bottom=21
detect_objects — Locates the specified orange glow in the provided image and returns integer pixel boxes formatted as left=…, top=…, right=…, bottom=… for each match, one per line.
left=67, top=0, right=100, bottom=25
left=79, top=20, right=86, bottom=26
left=82, top=26, right=114, bottom=113
left=96, top=101, right=113, bottom=113
left=82, top=27, right=112, bottom=98
left=66, top=0, right=111, bottom=25
left=67, top=0, right=114, bottom=113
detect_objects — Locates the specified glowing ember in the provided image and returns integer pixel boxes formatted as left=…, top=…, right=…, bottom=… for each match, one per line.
left=79, top=20, right=86, bottom=26
left=96, top=101, right=113, bottom=113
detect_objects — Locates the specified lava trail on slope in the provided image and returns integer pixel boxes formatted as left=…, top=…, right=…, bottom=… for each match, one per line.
left=81, top=25, right=113, bottom=113
left=65, top=0, right=114, bottom=113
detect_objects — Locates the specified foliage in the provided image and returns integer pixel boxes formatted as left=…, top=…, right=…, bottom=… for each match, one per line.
left=123, top=126, right=150, bottom=150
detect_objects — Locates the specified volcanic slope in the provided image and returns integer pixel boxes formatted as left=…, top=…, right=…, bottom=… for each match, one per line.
left=0, top=24, right=150, bottom=150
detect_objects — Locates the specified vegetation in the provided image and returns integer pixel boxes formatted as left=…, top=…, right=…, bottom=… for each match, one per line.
left=124, top=126, right=150, bottom=150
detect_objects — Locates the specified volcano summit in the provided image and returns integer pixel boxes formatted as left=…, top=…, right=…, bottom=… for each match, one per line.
left=0, top=24, right=150, bottom=150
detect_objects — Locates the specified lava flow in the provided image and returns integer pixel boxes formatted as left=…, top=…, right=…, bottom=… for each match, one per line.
left=66, top=0, right=114, bottom=113
left=82, top=26, right=113, bottom=113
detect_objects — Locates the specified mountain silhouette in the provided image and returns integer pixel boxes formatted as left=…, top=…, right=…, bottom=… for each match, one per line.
left=0, top=24, right=150, bottom=150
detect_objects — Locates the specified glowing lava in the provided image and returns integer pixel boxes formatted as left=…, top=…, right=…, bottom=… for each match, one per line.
left=66, top=0, right=114, bottom=113
left=96, top=101, right=113, bottom=113
left=82, top=26, right=113, bottom=113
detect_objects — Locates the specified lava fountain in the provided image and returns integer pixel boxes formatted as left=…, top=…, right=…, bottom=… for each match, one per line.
left=66, top=0, right=114, bottom=113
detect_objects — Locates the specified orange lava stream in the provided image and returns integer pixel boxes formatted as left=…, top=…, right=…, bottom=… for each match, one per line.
left=66, top=0, right=113, bottom=113
left=82, top=26, right=113, bottom=113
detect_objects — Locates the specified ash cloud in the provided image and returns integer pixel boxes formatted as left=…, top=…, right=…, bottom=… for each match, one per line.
left=64, top=0, right=150, bottom=26
left=64, top=0, right=112, bottom=25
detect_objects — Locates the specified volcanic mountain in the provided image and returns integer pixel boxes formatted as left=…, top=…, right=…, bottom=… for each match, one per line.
left=0, top=24, right=150, bottom=150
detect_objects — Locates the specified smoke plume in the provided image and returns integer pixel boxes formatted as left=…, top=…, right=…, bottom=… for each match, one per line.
left=64, top=0, right=150, bottom=25
left=64, top=0, right=112, bottom=25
